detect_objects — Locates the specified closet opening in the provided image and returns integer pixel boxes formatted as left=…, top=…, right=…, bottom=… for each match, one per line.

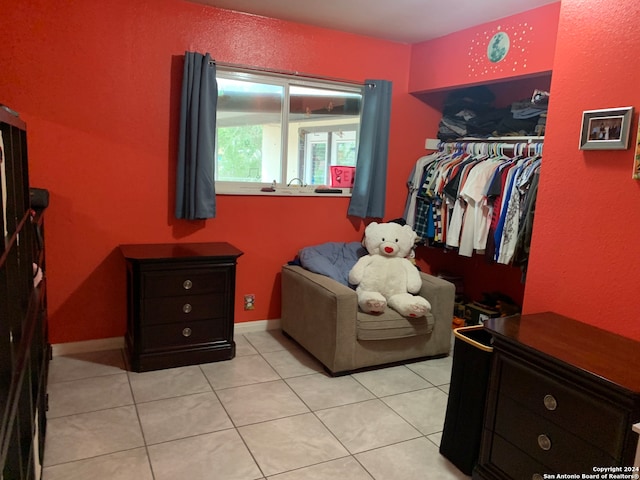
left=407, top=74, right=551, bottom=324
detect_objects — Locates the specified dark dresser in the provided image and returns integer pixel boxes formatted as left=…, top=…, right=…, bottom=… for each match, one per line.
left=120, top=242, right=243, bottom=372
left=1, top=109, right=50, bottom=479
left=474, top=312, right=640, bottom=479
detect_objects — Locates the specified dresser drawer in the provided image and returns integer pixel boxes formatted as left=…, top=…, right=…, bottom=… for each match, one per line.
left=143, top=293, right=226, bottom=326
left=499, top=356, right=625, bottom=457
left=143, top=269, right=227, bottom=298
left=494, top=394, right=616, bottom=472
left=141, top=319, right=228, bottom=351
left=489, top=434, right=552, bottom=479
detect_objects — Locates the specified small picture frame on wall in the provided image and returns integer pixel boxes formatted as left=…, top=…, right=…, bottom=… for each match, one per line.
left=633, top=122, right=640, bottom=180
left=579, top=106, right=633, bottom=150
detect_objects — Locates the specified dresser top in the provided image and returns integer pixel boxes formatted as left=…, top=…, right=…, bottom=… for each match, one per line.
left=0, top=107, right=26, bottom=129
left=119, top=242, right=243, bottom=261
left=485, top=312, right=640, bottom=394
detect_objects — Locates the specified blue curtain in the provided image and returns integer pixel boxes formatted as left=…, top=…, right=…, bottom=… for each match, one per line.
left=347, top=79, right=392, bottom=219
left=175, top=52, right=217, bottom=219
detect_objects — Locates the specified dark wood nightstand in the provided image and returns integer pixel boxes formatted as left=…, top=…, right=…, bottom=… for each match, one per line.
left=120, top=242, right=243, bottom=372
left=474, top=313, right=640, bottom=479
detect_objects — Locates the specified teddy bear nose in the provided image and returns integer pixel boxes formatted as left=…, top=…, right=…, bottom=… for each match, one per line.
left=384, top=246, right=394, bottom=254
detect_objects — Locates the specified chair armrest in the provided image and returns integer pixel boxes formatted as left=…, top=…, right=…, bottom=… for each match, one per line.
left=281, top=265, right=358, bottom=371
left=419, top=272, right=455, bottom=327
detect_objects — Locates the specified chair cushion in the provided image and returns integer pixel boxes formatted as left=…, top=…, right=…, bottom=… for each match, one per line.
left=356, top=309, right=434, bottom=340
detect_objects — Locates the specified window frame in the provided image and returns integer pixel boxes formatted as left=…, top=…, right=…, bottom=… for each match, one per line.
left=214, top=67, right=363, bottom=197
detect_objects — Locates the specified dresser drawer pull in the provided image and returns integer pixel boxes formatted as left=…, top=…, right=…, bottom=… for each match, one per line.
left=183, top=279, right=193, bottom=290
left=543, top=394, right=558, bottom=411
left=537, top=434, right=552, bottom=451
left=533, top=475, right=544, bottom=480
left=182, top=327, right=192, bottom=337
left=182, top=303, right=192, bottom=313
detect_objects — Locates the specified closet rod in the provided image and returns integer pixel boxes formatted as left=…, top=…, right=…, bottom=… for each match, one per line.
left=437, top=137, right=544, bottom=156
left=210, top=60, right=373, bottom=88
left=456, top=136, right=544, bottom=143
left=446, top=143, right=538, bottom=150
left=427, top=136, right=543, bottom=151
left=440, top=137, right=543, bottom=149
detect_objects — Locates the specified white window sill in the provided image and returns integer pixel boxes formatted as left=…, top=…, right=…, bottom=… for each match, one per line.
left=215, top=184, right=352, bottom=197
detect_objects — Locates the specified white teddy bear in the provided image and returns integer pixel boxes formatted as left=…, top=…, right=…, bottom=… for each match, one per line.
left=348, top=222, right=431, bottom=317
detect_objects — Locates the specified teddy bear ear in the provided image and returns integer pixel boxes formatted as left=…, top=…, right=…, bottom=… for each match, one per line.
left=402, top=224, right=418, bottom=241
left=365, top=222, right=378, bottom=235
left=362, top=222, right=378, bottom=245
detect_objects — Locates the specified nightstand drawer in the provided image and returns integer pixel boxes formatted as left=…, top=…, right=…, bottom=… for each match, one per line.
left=494, top=394, right=616, bottom=472
left=141, top=319, right=227, bottom=351
left=143, top=294, right=226, bottom=326
left=143, top=269, right=227, bottom=298
left=499, top=356, right=625, bottom=457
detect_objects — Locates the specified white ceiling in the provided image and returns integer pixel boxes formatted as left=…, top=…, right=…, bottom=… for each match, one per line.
left=190, top=0, right=560, bottom=43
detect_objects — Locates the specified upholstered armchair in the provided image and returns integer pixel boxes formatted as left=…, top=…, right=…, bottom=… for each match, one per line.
left=281, top=264, right=455, bottom=375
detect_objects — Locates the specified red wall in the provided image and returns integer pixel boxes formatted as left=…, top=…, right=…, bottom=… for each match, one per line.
left=409, top=3, right=560, bottom=93
left=0, top=0, right=438, bottom=343
left=522, top=0, right=640, bottom=340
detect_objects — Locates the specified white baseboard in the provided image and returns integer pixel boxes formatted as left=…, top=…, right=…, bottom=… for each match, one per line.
left=52, top=337, right=125, bottom=357
left=51, top=319, right=282, bottom=356
left=234, top=318, right=281, bottom=334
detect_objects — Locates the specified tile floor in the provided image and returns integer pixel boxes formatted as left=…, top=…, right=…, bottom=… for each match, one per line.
left=43, top=330, right=470, bottom=480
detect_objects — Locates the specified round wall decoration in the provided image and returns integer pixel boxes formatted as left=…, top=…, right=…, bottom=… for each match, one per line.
left=487, top=31, right=510, bottom=63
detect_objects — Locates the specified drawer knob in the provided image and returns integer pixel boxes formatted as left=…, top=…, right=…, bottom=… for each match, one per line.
left=533, top=475, right=544, bottom=480
left=543, top=394, right=557, bottom=411
left=182, top=327, right=192, bottom=337
left=182, top=303, right=192, bottom=314
left=183, top=279, right=193, bottom=290
left=537, top=434, right=552, bottom=451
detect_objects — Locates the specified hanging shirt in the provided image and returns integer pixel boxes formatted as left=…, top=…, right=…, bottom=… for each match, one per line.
left=484, top=160, right=517, bottom=262
left=413, top=161, right=439, bottom=239
left=493, top=160, right=524, bottom=261
left=512, top=166, right=541, bottom=274
left=446, top=159, right=480, bottom=248
left=404, top=153, right=438, bottom=227
left=497, top=157, right=541, bottom=264
left=470, top=158, right=504, bottom=252
left=458, top=158, right=502, bottom=257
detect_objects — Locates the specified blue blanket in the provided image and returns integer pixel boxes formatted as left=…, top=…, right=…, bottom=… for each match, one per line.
left=299, top=242, right=367, bottom=287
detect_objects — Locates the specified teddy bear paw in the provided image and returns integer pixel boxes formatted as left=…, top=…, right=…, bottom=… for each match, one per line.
left=365, top=299, right=386, bottom=313
left=406, top=303, right=428, bottom=318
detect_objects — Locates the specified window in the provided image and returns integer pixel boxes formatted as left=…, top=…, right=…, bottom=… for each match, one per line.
left=215, top=68, right=363, bottom=195
left=301, top=127, right=357, bottom=186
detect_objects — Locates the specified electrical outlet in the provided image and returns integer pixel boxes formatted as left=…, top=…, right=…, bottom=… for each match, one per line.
left=244, top=294, right=255, bottom=310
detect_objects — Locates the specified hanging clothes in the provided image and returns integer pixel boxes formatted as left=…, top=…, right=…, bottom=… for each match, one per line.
left=404, top=140, right=543, bottom=269
left=496, top=156, right=541, bottom=264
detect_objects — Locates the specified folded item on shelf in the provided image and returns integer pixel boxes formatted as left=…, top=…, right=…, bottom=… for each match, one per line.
left=511, top=98, right=548, bottom=119
left=531, top=89, right=550, bottom=105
